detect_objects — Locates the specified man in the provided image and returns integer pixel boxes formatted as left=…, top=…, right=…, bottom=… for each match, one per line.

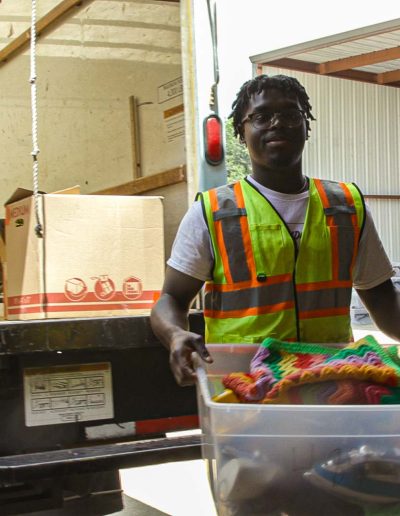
left=151, top=74, right=400, bottom=386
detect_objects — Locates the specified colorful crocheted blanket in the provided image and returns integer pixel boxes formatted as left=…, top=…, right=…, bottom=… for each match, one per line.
left=219, top=336, right=400, bottom=405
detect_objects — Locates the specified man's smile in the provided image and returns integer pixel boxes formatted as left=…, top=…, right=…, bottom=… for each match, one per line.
left=263, top=133, right=292, bottom=145
left=264, top=131, right=291, bottom=142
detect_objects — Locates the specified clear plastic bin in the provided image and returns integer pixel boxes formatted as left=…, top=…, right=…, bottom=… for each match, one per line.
left=195, top=344, right=400, bottom=516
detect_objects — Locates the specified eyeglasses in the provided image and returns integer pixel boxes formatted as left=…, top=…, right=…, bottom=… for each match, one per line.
left=242, top=108, right=306, bottom=130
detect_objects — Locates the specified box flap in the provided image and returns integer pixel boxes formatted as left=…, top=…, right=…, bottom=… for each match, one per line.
left=5, top=185, right=80, bottom=206
left=5, top=188, right=36, bottom=206
left=51, top=185, right=80, bottom=195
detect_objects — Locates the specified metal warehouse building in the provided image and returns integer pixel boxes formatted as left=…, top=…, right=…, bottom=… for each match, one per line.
left=250, top=18, right=400, bottom=263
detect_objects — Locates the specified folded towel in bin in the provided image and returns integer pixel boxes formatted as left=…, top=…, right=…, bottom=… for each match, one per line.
left=219, top=335, right=400, bottom=404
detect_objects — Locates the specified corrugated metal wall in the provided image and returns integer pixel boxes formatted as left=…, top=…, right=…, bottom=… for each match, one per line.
left=261, top=66, right=400, bottom=262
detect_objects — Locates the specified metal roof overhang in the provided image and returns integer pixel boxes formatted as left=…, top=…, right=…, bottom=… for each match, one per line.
left=250, top=18, right=400, bottom=88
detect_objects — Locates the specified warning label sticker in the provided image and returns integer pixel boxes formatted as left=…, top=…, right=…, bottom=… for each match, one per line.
left=163, top=103, right=184, bottom=144
left=23, top=362, right=113, bottom=426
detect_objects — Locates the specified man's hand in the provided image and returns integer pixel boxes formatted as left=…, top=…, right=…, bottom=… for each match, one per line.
left=150, top=267, right=210, bottom=385
left=169, top=329, right=213, bottom=386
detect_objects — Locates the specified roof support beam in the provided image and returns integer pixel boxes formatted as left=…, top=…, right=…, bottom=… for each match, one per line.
left=377, top=68, right=400, bottom=84
left=262, top=58, right=400, bottom=88
left=0, top=0, right=88, bottom=65
left=263, top=58, right=377, bottom=81
left=319, top=46, right=400, bottom=74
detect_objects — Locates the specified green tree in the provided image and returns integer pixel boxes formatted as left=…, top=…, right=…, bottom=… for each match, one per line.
left=225, top=118, right=251, bottom=182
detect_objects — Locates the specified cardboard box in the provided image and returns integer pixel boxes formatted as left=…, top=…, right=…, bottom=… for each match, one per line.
left=4, top=188, right=164, bottom=320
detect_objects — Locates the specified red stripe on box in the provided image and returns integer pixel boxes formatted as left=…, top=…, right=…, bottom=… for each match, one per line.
left=7, top=301, right=156, bottom=315
left=7, top=294, right=45, bottom=306
left=7, top=306, right=45, bottom=315
left=135, top=415, right=199, bottom=435
left=7, top=290, right=159, bottom=307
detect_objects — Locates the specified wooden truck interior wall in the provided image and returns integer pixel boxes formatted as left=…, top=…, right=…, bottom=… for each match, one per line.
left=0, top=0, right=186, bottom=258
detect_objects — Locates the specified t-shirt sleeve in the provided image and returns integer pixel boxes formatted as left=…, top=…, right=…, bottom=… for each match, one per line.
left=167, top=200, right=214, bottom=282
left=352, top=204, right=394, bottom=289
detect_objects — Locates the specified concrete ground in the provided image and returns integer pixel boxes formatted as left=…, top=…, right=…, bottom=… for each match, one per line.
left=117, top=454, right=216, bottom=516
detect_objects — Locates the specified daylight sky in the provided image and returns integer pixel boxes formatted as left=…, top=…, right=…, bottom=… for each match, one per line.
left=216, top=0, right=400, bottom=117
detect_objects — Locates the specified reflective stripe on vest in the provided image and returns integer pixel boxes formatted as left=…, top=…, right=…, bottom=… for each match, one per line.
left=200, top=178, right=364, bottom=343
left=204, top=274, right=294, bottom=316
left=208, top=182, right=255, bottom=283
left=314, top=179, right=360, bottom=281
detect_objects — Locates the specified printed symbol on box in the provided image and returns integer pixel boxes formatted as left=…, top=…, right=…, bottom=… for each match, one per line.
left=92, top=275, right=115, bottom=301
left=87, top=376, right=104, bottom=389
left=69, top=378, right=86, bottom=390
left=31, top=379, right=49, bottom=393
left=50, top=378, right=68, bottom=391
left=32, top=398, right=51, bottom=411
left=65, top=278, right=88, bottom=301
left=51, top=397, right=70, bottom=409
left=123, top=276, right=143, bottom=300
left=88, top=393, right=105, bottom=406
left=15, top=218, right=24, bottom=227
left=70, top=395, right=87, bottom=407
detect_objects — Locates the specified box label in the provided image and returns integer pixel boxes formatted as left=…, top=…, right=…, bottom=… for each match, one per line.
left=23, top=362, right=113, bottom=426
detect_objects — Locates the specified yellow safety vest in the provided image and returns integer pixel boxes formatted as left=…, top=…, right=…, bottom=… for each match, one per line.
left=199, top=177, right=365, bottom=344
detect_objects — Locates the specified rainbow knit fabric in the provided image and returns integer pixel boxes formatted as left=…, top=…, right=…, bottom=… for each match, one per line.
left=220, top=336, right=400, bottom=405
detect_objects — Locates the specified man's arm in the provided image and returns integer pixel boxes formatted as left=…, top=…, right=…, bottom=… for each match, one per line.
left=150, top=266, right=212, bottom=386
left=356, top=280, right=400, bottom=340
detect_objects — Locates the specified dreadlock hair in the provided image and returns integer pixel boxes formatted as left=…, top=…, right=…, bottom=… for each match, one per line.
left=229, top=74, right=316, bottom=141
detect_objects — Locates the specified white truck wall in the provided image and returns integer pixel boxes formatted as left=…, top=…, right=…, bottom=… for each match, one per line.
left=183, top=0, right=227, bottom=198
left=261, top=66, right=400, bottom=262
left=0, top=54, right=185, bottom=205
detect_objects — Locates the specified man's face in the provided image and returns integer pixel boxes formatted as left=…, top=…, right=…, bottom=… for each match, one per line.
left=241, top=88, right=307, bottom=170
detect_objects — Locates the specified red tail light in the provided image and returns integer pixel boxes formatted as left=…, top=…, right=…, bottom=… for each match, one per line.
left=204, top=114, right=224, bottom=165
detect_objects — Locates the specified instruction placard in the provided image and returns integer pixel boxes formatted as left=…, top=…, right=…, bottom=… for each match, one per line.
left=24, top=362, right=113, bottom=426
left=163, top=103, right=185, bottom=144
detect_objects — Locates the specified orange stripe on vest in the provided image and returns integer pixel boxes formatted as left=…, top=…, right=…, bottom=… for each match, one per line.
left=205, top=301, right=295, bottom=319
left=233, top=182, right=257, bottom=277
left=204, top=273, right=293, bottom=292
left=341, top=182, right=361, bottom=272
left=299, top=307, right=349, bottom=319
left=209, top=189, right=234, bottom=284
left=296, top=280, right=352, bottom=291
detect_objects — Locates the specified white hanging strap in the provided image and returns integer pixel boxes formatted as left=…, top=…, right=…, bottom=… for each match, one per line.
left=30, top=0, right=43, bottom=238
left=206, top=0, right=219, bottom=114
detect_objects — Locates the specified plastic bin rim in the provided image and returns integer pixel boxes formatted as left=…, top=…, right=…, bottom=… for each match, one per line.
left=194, top=353, right=400, bottom=412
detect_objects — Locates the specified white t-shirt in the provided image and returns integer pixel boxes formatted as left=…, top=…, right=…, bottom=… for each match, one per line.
left=167, top=176, right=394, bottom=290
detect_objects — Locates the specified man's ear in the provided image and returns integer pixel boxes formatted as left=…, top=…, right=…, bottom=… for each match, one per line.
left=239, top=134, right=247, bottom=145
